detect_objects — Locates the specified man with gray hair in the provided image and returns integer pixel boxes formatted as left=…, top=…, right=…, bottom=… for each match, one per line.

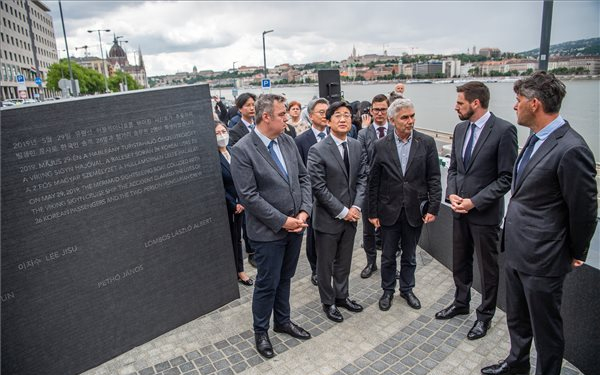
left=295, top=97, right=330, bottom=285
left=368, top=98, right=441, bottom=312
left=232, top=94, right=313, bottom=359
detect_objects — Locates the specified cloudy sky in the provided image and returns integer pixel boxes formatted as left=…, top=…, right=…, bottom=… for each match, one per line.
left=46, top=1, right=599, bottom=76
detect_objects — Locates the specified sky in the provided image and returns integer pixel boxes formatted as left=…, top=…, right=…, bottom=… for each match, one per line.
left=46, top=1, right=600, bottom=76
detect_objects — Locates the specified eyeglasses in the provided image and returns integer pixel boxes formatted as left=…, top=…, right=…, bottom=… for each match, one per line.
left=332, top=113, right=352, bottom=119
left=315, top=110, right=327, bottom=116
left=372, top=108, right=388, bottom=113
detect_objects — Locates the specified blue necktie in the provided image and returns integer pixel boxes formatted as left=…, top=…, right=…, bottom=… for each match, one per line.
left=249, top=124, right=255, bottom=132
left=268, top=140, right=288, bottom=180
left=516, top=135, right=540, bottom=182
left=463, top=123, right=476, bottom=168
left=317, top=132, right=326, bottom=141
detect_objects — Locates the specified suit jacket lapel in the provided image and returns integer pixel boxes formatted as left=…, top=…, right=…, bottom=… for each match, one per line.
left=386, top=133, right=404, bottom=177
left=326, top=136, right=349, bottom=180
left=252, top=132, right=289, bottom=184
left=465, top=117, right=494, bottom=172
left=455, top=122, right=468, bottom=171
left=219, top=152, right=231, bottom=174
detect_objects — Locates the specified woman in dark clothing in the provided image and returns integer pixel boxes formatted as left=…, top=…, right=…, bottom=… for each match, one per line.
left=215, top=121, right=253, bottom=286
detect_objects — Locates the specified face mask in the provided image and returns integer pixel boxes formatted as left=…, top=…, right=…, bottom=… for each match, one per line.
left=216, top=134, right=229, bottom=147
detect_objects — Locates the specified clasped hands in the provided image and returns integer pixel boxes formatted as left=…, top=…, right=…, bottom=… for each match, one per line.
left=343, top=207, right=361, bottom=222
left=283, top=211, right=309, bottom=232
left=449, top=194, right=474, bottom=214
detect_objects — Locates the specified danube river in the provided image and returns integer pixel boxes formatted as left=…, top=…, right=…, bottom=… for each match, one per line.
left=212, top=80, right=599, bottom=160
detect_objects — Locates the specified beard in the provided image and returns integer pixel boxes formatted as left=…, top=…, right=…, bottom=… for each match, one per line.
left=458, top=107, right=474, bottom=121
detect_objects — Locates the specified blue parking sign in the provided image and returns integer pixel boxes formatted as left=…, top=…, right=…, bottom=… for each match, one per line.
left=35, top=77, right=42, bottom=85
left=261, top=79, right=271, bottom=89
left=16, top=74, right=25, bottom=83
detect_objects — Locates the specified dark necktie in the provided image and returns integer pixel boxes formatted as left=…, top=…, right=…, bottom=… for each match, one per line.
left=377, top=126, right=385, bottom=139
left=463, top=123, right=477, bottom=167
left=249, top=124, right=255, bottom=132
left=342, top=141, right=350, bottom=175
left=268, top=140, right=288, bottom=180
left=317, top=132, right=326, bottom=141
left=516, top=135, right=540, bottom=182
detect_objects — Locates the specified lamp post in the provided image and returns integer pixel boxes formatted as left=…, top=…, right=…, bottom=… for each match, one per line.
left=88, top=28, right=110, bottom=93
left=262, top=30, right=273, bottom=78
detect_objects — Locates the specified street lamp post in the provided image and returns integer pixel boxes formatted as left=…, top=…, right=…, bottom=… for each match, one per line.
left=262, top=30, right=273, bottom=78
left=88, top=28, right=111, bottom=93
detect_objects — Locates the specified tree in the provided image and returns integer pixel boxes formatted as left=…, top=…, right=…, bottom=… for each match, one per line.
left=46, top=59, right=105, bottom=94
left=108, top=71, right=142, bottom=92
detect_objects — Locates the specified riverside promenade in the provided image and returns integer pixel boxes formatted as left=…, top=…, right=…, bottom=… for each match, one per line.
left=83, top=226, right=583, bottom=375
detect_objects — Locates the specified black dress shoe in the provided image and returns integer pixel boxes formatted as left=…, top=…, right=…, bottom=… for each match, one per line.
left=468, top=320, right=491, bottom=340
left=400, top=291, right=421, bottom=310
left=248, top=253, right=257, bottom=268
left=335, top=297, right=363, bottom=312
left=360, top=263, right=377, bottom=279
left=273, top=321, right=311, bottom=340
left=435, top=304, right=469, bottom=320
left=238, top=277, right=254, bottom=286
left=310, top=273, right=318, bottom=286
left=255, top=332, right=275, bottom=358
left=323, top=304, right=344, bottom=322
left=481, top=361, right=530, bottom=375
left=378, top=291, right=394, bottom=311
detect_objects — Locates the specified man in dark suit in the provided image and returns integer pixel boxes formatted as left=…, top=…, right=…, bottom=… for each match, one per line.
left=357, top=94, right=392, bottom=279
left=307, top=101, right=368, bottom=323
left=231, top=94, right=313, bottom=359
left=435, top=82, right=518, bottom=341
left=481, top=72, right=597, bottom=375
left=228, top=92, right=257, bottom=147
left=368, top=98, right=441, bottom=311
left=294, top=97, right=330, bottom=286
left=228, top=92, right=258, bottom=267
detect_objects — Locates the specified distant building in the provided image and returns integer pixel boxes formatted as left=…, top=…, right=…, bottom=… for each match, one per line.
left=1, top=0, right=59, bottom=100
left=106, top=35, right=148, bottom=88
left=414, top=61, right=443, bottom=76
left=479, top=47, right=501, bottom=58
left=442, top=59, right=462, bottom=78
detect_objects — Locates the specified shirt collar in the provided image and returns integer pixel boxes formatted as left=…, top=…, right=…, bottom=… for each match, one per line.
left=241, top=118, right=254, bottom=129
left=330, top=133, right=347, bottom=146
left=535, top=115, right=565, bottom=141
left=311, top=126, right=327, bottom=140
left=393, top=129, right=413, bottom=144
left=254, top=127, right=275, bottom=148
left=374, top=122, right=388, bottom=129
left=472, top=111, right=491, bottom=129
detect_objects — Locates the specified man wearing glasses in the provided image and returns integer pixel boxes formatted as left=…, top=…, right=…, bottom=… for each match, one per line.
left=295, top=98, right=330, bottom=286
left=357, top=94, right=391, bottom=279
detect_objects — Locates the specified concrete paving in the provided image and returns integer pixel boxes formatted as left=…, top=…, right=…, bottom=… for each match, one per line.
left=83, top=229, right=583, bottom=375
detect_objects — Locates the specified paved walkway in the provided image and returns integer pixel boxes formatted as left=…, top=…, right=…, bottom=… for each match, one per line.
left=83, top=231, right=583, bottom=375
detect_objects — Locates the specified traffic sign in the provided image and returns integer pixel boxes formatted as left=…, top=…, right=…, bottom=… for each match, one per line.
left=34, top=77, right=42, bottom=85
left=261, top=79, right=271, bottom=89
left=16, top=74, right=25, bottom=83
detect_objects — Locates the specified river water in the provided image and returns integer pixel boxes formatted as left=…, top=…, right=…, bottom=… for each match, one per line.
left=211, top=80, right=600, bottom=160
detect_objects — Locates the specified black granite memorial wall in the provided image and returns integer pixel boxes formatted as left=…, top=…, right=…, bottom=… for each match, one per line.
left=1, top=85, right=239, bottom=375
left=420, top=203, right=599, bottom=375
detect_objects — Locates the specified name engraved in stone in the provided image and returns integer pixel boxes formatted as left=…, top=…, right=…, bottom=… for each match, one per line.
left=16, top=245, right=79, bottom=272
left=97, top=264, right=144, bottom=288
left=1, top=291, right=16, bottom=303
left=144, top=218, right=214, bottom=248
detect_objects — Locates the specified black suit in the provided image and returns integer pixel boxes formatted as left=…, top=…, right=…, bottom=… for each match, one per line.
left=295, top=128, right=323, bottom=276
left=219, top=148, right=244, bottom=273
left=368, top=130, right=441, bottom=293
left=307, top=135, right=368, bottom=304
left=228, top=120, right=251, bottom=147
left=503, top=122, right=597, bottom=375
left=357, top=124, right=391, bottom=265
left=446, top=113, right=518, bottom=322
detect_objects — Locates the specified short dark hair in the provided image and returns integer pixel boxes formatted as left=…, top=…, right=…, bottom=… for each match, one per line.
left=513, top=71, right=566, bottom=114
left=235, top=92, right=257, bottom=109
left=456, top=81, right=490, bottom=109
left=255, top=94, right=286, bottom=124
left=326, top=101, right=353, bottom=120
left=372, top=94, right=389, bottom=106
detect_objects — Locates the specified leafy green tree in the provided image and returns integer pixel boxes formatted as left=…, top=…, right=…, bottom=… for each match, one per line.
left=46, top=59, right=105, bottom=94
left=108, top=71, right=142, bottom=92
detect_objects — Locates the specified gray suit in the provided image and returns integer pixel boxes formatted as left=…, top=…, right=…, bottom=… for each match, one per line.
left=502, top=122, right=597, bottom=374
left=231, top=130, right=312, bottom=333
left=307, top=135, right=368, bottom=304
left=231, top=131, right=312, bottom=241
